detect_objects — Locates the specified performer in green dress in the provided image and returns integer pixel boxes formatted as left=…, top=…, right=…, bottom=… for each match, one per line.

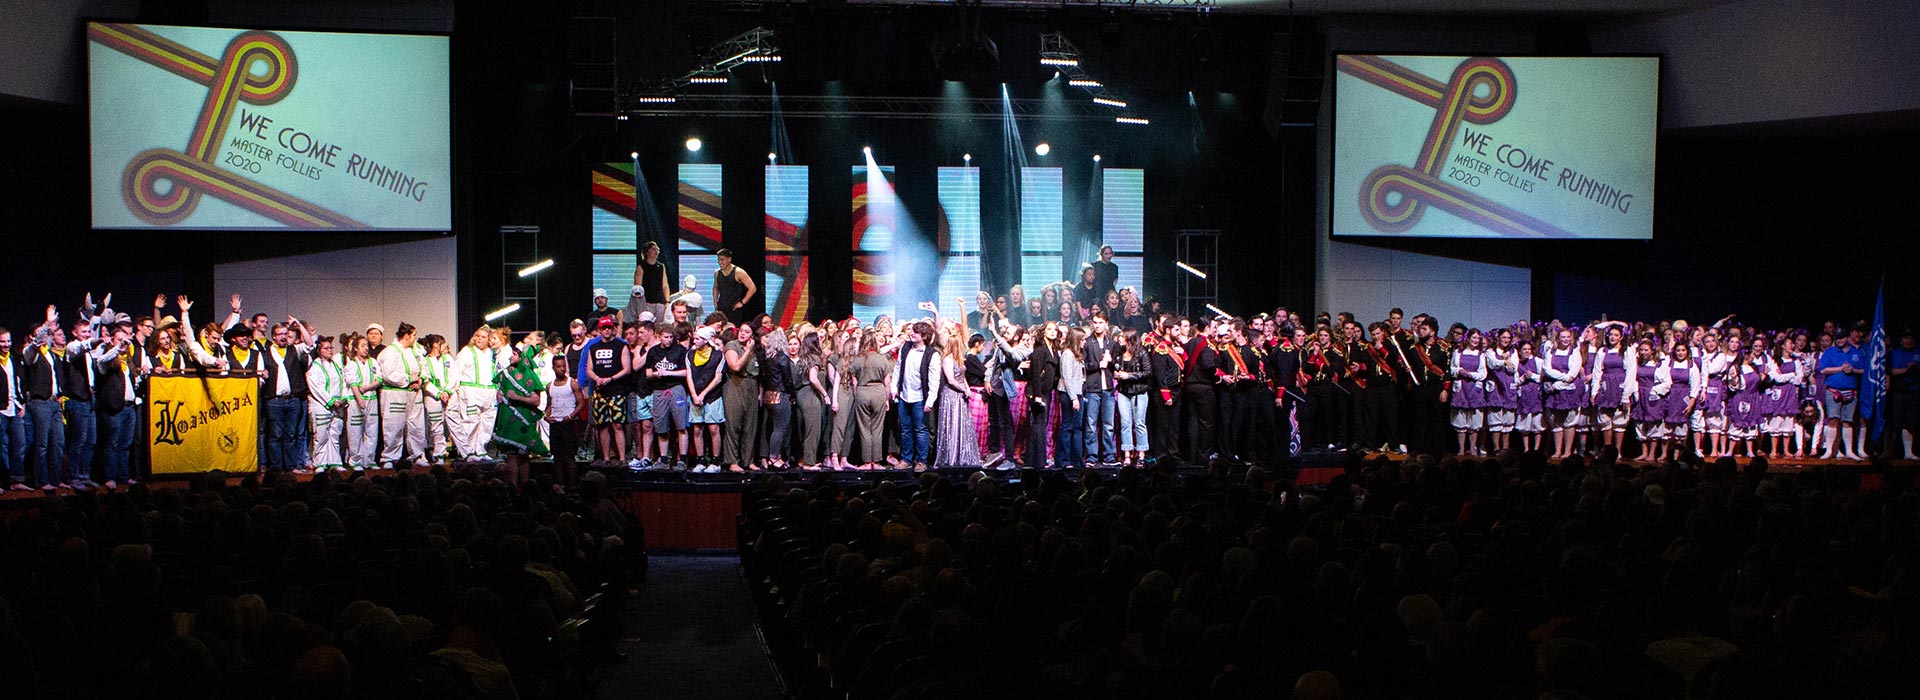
left=494, top=343, right=549, bottom=484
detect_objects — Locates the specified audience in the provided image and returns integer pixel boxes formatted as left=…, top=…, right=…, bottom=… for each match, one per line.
left=744, top=452, right=1919, bottom=699
left=0, top=467, right=642, bottom=699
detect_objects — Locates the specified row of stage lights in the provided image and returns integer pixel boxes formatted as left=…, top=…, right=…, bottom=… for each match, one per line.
left=1040, top=32, right=1147, bottom=124
left=654, top=141, right=1103, bottom=161
left=625, top=112, right=1147, bottom=126
left=619, top=30, right=1148, bottom=126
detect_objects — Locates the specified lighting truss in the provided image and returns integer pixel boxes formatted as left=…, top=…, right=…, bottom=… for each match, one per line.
left=615, top=27, right=780, bottom=111
left=610, top=94, right=1116, bottom=121
left=1040, top=32, right=1131, bottom=111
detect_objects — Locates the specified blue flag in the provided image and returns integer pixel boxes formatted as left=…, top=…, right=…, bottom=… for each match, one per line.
left=1863, top=278, right=1888, bottom=443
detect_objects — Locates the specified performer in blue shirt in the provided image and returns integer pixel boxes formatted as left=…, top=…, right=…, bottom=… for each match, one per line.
left=1888, top=328, right=1918, bottom=461
left=1816, top=324, right=1868, bottom=460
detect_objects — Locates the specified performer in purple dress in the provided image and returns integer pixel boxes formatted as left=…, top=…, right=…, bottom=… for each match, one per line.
left=1762, top=339, right=1805, bottom=458
left=1725, top=337, right=1771, bottom=457
left=1660, top=343, right=1701, bottom=461
left=1787, top=331, right=1817, bottom=458
left=1514, top=339, right=1546, bottom=454
left=1483, top=328, right=1520, bottom=454
left=1587, top=324, right=1632, bottom=454
left=1628, top=338, right=1664, bottom=462
left=1543, top=327, right=1587, bottom=460
left=1449, top=329, right=1489, bottom=456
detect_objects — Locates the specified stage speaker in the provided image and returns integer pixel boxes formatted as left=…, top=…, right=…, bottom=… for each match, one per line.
left=1260, top=20, right=1323, bottom=140
left=570, top=16, right=617, bottom=115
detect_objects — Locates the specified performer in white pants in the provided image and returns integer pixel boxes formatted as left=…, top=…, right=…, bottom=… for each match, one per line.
left=377, top=323, right=428, bottom=468
left=448, top=326, right=500, bottom=462
left=305, top=335, right=349, bottom=471
left=421, top=334, right=454, bottom=463
left=343, top=333, right=382, bottom=470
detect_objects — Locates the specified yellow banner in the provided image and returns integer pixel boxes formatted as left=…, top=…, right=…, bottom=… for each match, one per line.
left=147, top=372, right=259, bottom=475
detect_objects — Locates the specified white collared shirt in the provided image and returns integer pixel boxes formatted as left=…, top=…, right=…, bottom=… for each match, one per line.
left=0, top=353, right=18, bottom=417
left=268, top=345, right=294, bottom=396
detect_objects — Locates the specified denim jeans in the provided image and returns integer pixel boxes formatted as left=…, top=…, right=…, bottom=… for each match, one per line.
left=1082, top=389, right=1116, bottom=463
left=0, top=412, right=25, bottom=486
left=64, top=399, right=96, bottom=484
left=27, top=399, right=65, bottom=486
left=896, top=399, right=930, bottom=464
left=1116, top=391, right=1150, bottom=453
left=97, top=406, right=137, bottom=483
left=293, top=399, right=312, bottom=467
left=1054, top=391, right=1085, bottom=467
left=267, top=397, right=303, bottom=471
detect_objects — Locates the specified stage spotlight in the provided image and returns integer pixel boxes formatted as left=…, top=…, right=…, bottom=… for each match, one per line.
left=1093, top=154, right=1102, bottom=163
left=1035, top=142, right=1050, bottom=156
left=689, top=75, right=729, bottom=85
left=1176, top=261, right=1208, bottom=279
left=1115, top=116, right=1150, bottom=125
left=863, top=146, right=873, bottom=157
left=1092, top=96, right=1128, bottom=108
left=1068, top=79, right=1102, bottom=88
left=629, top=151, right=638, bottom=159
left=517, top=259, right=554, bottom=278
left=768, top=152, right=777, bottom=163
left=1205, top=303, right=1231, bottom=319
left=686, top=137, right=703, bottom=152
left=963, top=153, right=972, bottom=163
left=483, top=303, right=522, bottom=322
left=615, top=114, right=629, bottom=121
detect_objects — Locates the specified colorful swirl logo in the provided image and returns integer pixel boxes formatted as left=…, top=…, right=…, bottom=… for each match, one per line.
left=1338, top=55, right=1570, bottom=237
left=90, top=23, right=363, bottom=228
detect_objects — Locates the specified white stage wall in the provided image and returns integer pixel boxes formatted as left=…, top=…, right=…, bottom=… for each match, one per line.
left=214, top=236, right=458, bottom=341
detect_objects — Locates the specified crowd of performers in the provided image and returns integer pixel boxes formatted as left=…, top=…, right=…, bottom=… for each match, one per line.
left=1283, top=311, right=1915, bottom=464
left=3, top=282, right=1916, bottom=492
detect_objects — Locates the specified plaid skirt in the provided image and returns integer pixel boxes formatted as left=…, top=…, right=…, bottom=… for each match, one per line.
left=969, top=386, right=991, bottom=455
left=1010, top=381, right=1030, bottom=460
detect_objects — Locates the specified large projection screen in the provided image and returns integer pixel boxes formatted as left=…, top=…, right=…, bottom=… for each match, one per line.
left=88, top=22, right=451, bottom=231
left=1332, top=54, right=1658, bottom=239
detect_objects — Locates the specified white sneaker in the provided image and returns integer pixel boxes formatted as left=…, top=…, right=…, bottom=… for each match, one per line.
left=352, top=465, right=365, bottom=472
left=627, top=458, right=645, bottom=468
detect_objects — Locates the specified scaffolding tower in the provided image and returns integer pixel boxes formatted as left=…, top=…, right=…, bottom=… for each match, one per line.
left=1175, top=229, right=1219, bottom=320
